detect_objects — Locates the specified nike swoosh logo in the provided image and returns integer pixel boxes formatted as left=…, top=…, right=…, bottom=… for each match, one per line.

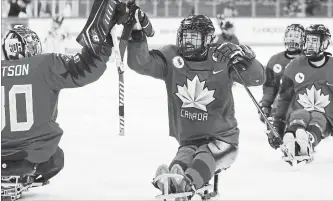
left=213, top=69, right=223, bottom=74
left=327, top=82, right=333, bottom=86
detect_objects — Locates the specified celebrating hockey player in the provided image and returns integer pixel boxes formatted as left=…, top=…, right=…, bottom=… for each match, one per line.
left=271, top=24, right=332, bottom=164
left=126, top=8, right=265, bottom=200
left=215, top=19, right=239, bottom=45
left=1, top=0, right=128, bottom=195
left=43, top=15, right=69, bottom=53
left=259, top=24, right=305, bottom=148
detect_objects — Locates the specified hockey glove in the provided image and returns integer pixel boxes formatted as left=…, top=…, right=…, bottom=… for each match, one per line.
left=258, top=101, right=272, bottom=124
left=259, top=106, right=271, bottom=124
left=212, top=43, right=256, bottom=71
left=132, top=7, right=154, bottom=37
left=267, top=118, right=286, bottom=149
left=128, top=6, right=154, bottom=41
left=76, top=0, right=128, bottom=55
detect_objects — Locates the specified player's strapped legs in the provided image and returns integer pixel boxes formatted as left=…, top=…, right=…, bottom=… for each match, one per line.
left=326, top=121, right=333, bottom=137
left=286, top=109, right=311, bottom=133
left=169, top=145, right=197, bottom=171
left=34, top=147, right=64, bottom=182
left=307, top=111, right=328, bottom=147
left=284, top=109, right=312, bottom=157
left=185, top=140, right=238, bottom=189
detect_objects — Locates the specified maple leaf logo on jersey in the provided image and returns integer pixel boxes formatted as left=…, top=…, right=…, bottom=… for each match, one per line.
left=175, top=75, right=215, bottom=112
left=297, top=85, right=330, bottom=113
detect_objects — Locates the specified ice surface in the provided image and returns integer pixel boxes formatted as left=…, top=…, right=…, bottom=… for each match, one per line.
left=23, top=46, right=333, bottom=200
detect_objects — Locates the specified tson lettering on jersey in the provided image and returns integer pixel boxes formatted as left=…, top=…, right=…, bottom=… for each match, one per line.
left=181, top=109, right=208, bottom=121
left=2, top=64, right=29, bottom=77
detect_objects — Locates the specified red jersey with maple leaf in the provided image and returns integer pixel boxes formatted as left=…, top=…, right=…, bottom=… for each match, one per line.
left=275, top=53, right=333, bottom=127
left=127, top=40, right=265, bottom=145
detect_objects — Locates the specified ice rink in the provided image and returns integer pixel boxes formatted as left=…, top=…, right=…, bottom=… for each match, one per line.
left=25, top=46, right=333, bottom=200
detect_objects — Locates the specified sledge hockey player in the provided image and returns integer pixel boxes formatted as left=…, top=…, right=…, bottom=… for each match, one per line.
left=215, top=19, right=239, bottom=45
left=270, top=24, right=332, bottom=165
left=1, top=0, right=128, bottom=199
left=126, top=8, right=265, bottom=200
left=259, top=24, right=305, bottom=148
left=43, top=15, right=69, bottom=53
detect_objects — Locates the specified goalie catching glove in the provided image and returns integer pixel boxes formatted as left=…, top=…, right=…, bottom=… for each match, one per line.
left=212, top=43, right=256, bottom=71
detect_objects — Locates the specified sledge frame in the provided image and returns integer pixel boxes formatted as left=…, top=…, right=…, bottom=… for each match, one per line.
left=1, top=175, right=45, bottom=201
left=154, top=171, right=220, bottom=201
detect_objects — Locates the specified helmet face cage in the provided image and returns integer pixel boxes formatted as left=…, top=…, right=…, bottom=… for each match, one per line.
left=284, top=24, right=304, bottom=51
left=177, top=15, right=215, bottom=60
left=3, top=25, right=42, bottom=60
left=304, top=24, right=331, bottom=58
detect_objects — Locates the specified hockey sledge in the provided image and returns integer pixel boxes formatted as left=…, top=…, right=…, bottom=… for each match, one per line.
left=153, top=170, right=220, bottom=201
left=1, top=151, right=48, bottom=201
left=1, top=176, right=47, bottom=201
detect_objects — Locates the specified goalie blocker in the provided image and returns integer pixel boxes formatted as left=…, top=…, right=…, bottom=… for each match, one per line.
left=76, top=0, right=130, bottom=55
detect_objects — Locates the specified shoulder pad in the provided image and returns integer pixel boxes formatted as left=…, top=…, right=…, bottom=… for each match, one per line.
left=158, top=45, right=179, bottom=60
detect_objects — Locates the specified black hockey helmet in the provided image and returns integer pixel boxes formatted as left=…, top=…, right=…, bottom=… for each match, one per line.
left=303, top=24, right=331, bottom=58
left=284, top=24, right=304, bottom=52
left=177, top=15, right=215, bottom=61
left=2, top=25, right=42, bottom=60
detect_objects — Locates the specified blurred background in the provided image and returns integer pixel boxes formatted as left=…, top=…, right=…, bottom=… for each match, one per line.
left=2, top=0, right=333, bottom=18
left=1, top=0, right=333, bottom=54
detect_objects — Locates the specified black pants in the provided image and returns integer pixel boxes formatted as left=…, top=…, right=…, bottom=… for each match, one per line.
left=1, top=147, right=64, bottom=182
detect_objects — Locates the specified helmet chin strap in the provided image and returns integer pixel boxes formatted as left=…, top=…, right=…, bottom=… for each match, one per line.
left=309, top=56, right=326, bottom=68
left=183, top=48, right=208, bottom=61
left=308, top=52, right=325, bottom=63
left=286, top=49, right=301, bottom=57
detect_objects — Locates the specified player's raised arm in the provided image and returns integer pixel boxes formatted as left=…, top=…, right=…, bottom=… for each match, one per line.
left=42, top=0, right=128, bottom=90
left=127, top=8, right=168, bottom=80
left=43, top=45, right=111, bottom=90
left=212, top=43, right=266, bottom=86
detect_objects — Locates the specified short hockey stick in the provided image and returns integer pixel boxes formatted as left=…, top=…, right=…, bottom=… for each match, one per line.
left=231, top=65, right=294, bottom=160
left=117, top=0, right=136, bottom=136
